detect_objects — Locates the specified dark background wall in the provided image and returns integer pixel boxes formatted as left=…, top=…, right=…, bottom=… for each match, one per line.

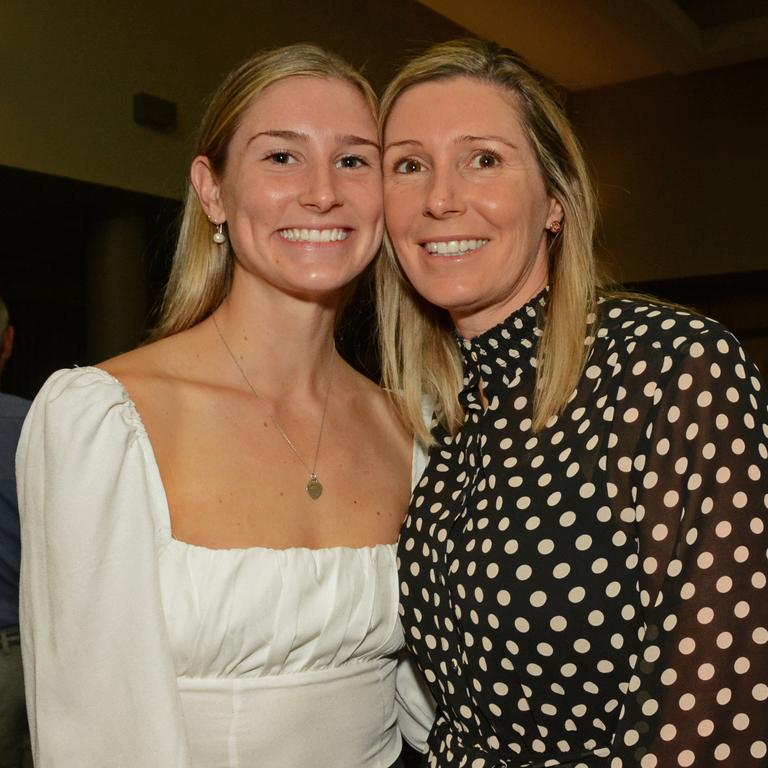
left=0, top=0, right=766, bottom=398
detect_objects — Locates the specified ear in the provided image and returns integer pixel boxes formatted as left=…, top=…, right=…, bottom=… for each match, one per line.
left=190, top=156, right=226, bottom=223
left=547, top=197, right=564, bottom=228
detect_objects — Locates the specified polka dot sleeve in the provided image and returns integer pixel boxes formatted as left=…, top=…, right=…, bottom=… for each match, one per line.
left=611, top=332, right=768, bottom=766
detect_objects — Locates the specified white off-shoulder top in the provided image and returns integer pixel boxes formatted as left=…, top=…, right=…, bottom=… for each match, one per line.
left=17, top=367, right=433, bottom=768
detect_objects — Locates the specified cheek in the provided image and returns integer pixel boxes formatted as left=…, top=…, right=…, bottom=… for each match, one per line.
left=356, top=179, right=384, bottom=223
left=474, top=184, right=521, bottom=221
left=383, top=187, right=414, bottom=236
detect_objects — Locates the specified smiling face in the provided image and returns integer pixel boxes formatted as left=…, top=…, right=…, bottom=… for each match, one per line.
left=193, top=76, right=383, bottom=301
left=383, top=76, right=562, bottom=337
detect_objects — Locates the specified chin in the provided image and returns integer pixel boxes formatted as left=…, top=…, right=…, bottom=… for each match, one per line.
left=286, top=273, right=360, bottom=299
left=412, top=282, right=484, bottom=315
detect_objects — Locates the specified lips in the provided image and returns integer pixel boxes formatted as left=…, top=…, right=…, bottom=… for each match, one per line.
left=278, top=227, right=351, bottom=243
left=421, top=238, right=489, bottom=256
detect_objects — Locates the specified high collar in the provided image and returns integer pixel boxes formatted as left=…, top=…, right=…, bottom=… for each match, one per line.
left=456, top=289, right=547, bottom=409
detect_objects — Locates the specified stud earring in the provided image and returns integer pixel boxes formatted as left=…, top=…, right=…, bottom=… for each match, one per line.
left=212, top=222, right=226, bottom=244
left=548, top=220, right=562, bottom=234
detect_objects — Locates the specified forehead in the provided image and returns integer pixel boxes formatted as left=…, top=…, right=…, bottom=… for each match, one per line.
left=236, top=75, right=376, bottom=137
left=385, top=76, right=525, bottom=140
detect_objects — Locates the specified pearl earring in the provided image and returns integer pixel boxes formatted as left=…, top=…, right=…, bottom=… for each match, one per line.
left=212, top=222, right=226, bottom=244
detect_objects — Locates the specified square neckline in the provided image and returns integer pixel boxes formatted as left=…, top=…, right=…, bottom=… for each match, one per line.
left=85, top=365, right=398, bottom=555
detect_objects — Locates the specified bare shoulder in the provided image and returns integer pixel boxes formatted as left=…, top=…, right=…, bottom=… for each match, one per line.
left=96, top=326, right=212, bottom=428
left=98, top=326, right=205, bottom=390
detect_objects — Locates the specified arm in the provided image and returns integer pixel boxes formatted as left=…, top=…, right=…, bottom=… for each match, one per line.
left=396, top=426, right=437, bottom=753
left=18, top=369, right=191, bottom=767
left=612, top=334, right=768, bottom=764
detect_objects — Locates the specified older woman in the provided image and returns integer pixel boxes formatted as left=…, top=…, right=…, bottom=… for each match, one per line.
left=378, top=39, right=768, bottom=768
left=18, top=44, right=429, bottom=768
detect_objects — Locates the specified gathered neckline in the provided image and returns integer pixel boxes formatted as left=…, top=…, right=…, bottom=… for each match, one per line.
left=79, top=365, right=401, bottom=555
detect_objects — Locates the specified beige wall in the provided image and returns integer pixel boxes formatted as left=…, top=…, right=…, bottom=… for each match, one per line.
left=3, top=2, right=766, bottom=285
left=569, top=59, right=768, bottom=283
left=0, top=0, right=465, bottom=200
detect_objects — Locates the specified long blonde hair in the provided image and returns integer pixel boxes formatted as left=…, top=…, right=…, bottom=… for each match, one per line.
left=376, top=39, right=602, bottom=443
left=153, top=44, right=379, bottom=339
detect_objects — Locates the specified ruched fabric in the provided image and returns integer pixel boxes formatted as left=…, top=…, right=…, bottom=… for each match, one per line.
left=18, top=367, right=433, bottom=768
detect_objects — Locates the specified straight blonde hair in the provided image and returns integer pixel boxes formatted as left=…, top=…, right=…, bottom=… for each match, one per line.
left=153, top=44, right=379, bottom=340
left=376, top=39, right=603, bottom=443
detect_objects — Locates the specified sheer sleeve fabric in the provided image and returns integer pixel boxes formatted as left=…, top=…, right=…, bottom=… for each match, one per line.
left=17, top=368, right=191, bottom=767
left=396, top=419, right=437, bottom=753
left=611, top=332, right=768, bottom=765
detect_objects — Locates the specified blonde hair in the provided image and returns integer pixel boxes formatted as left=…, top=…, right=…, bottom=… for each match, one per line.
left=153, top=44, right=379, bottom=339
left=376, top=39, right=603, bottom=443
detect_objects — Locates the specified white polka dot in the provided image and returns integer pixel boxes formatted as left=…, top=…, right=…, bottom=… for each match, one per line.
left=515, top=617, right=530, bottom=633
left=550, top=615, right=567, bottom=631
left=678, top=693, right=696, bottom=711
left=716, top=631, right=733, bottom=650
left=734, top=600, right=750, bottom=617
left=734, top=546, right=750, bottom=563
left=661, top=668, right=677, bottom=686
left=678, top=637, right=695, bottom=655
left=538, top=539, right=555, bottom=555
left=659, top=723, right=676, bottom=741
left=733, top=491, right=748, bottom=508
left=751, top=742, right=767, bottom=760
left=734, top=656, right=750, bottom=674
left=733, top=712, right=749, bottom=730
left=569, top=586, right=586, bottom=603
left=716, top=688, right=732, bottom=705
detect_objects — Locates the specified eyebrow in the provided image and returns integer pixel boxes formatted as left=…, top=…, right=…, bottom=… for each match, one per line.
left=383, top=139, right=422, bottom=153
left=458, top=134, right=519, bottom=150
left=249, top=129, right=379, bottom=151
left=384, top=135, right=519, bottom=152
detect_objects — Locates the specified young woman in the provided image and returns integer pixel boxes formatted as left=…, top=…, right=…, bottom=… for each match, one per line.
left=18, top=44, right=430, bottom=768
left=378, top=39, right=768, bottom=768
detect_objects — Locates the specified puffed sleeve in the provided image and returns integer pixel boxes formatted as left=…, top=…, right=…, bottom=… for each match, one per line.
left=611, top=331, right=768, bottom=765
left=17, top=368, right=191, bottom=767
left=396, top=400, right=437, bottom=753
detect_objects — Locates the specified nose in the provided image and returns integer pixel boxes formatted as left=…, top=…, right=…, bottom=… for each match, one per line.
left=298, top=164, right=342, bottom=212
left=424, top=168, right=463, bottom=219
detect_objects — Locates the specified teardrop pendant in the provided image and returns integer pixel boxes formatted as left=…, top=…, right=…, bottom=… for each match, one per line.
left=306, top=474, right=323, bottom=500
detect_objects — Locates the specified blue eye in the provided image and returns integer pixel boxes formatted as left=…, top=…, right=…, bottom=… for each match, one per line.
left=395, top=158, right=423, bottom=174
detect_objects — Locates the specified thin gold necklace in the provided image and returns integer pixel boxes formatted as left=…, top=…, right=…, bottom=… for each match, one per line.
left=212, top=313, right=335, bottom=500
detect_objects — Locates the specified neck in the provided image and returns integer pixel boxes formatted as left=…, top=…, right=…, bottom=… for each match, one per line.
left=452, top=260, right=548, bottom=339
left=212, top=274, right=342, bottom=396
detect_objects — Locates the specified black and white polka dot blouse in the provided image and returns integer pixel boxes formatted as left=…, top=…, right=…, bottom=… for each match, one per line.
left=399, top=291, right=768, bottom=767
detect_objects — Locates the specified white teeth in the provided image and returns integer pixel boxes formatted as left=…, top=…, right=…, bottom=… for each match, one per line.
left=423, top=239, right=489, bottom=255
left=279, top=228, right=350, bottom=243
